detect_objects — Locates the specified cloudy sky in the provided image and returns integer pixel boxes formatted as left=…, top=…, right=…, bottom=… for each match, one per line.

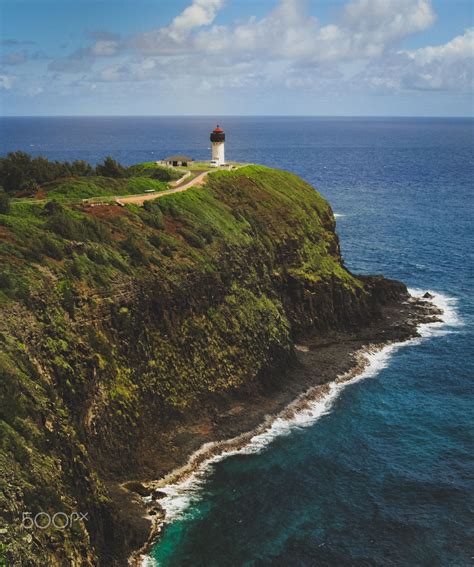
left=0, top=0, right=473, bottom=116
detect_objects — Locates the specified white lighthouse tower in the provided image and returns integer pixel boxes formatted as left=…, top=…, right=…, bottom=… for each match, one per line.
left=210, top=124, right=225, bottom=166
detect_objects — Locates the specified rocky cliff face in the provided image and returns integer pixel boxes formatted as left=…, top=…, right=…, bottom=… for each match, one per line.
left=0, top=166, right=408, bottom=565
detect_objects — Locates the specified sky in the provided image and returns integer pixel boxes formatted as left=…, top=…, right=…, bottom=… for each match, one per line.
left=0, top=0, right=473, bottom=116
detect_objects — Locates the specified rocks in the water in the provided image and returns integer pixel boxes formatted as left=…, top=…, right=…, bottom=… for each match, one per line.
left=148, top=506, right=164, bottom=517
left=423, top=292, right=434, bottom=299
left=152, top=489, right=167, bottom=500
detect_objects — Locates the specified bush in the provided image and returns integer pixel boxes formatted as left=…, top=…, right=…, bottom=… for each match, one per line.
left=83, top=216, right=111, bottom=244
left=127, top=163, right=181, bottom=181
left=195, top=225, right=214, bottom=244
left=43, top=200, right=63, bottom=216
left=0, top=271, right=13, bottom=290
left=86, top=245, right=108, bottom=265
left=143, top=201, right=165, bottom=229
left=41, top=236, right=64, bottom=260
left=46, top=203, right=111, bottom=243
left=70, top=160, right=93, bottom=177
left=0, top=189, right=10, bottom=214
left=148, top=234, right=163, bottom=249
left=150, top=168, right=175, bottom=181
left=19, top=179, right=39, bottom=193
left=122, top=236, right=148, bottom=265
left=47, top=209, right=84, bottom=241
left=95, top=156, right=127, bottom=178
left=60, top=282, right=76, bottom=318
left=177, top=228, right=205, bottom=249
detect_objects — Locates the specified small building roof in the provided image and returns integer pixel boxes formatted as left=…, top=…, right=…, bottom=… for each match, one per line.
left=164, top=154, right=193, bottom=162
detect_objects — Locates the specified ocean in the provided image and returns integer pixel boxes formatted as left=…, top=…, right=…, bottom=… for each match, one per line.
left=1, top=116, right=473, bottom=566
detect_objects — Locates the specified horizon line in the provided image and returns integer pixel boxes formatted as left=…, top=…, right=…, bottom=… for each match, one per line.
left=1, top=114, right=473, bottom=119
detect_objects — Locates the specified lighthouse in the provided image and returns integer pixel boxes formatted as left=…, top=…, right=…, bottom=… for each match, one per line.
left=210, top=124, right=225, bottom=166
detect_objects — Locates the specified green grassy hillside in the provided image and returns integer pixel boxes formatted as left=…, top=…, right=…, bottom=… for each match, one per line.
left=0, top=165, right=383, bottom=566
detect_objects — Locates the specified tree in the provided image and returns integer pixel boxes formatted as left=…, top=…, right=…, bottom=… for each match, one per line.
left=70, top=160, right=93, bottom=177
left=0, top=152, right=97, bottom=193
left=95, top=156, right=127, bottom=178
left=43, top=200, right=63, bottom=215
left=0, top=187, right=10, bottom=214
left=0, top=152, right=32, bottom=192
left=19, top=179, right=39, bottom=194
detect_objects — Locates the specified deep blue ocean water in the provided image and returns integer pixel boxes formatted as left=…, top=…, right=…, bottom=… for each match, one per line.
left=1, top=117, right=473, bottom=566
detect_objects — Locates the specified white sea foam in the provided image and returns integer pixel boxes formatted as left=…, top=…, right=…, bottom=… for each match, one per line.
left=138, top=288, right=461, bottom=566
left=408, top=288, right=462, bottom=337
left=334, top=213, right=345, bottom=218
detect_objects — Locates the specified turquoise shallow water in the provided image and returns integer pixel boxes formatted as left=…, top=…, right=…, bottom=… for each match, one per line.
left=1, top=116, right=473, bottom=566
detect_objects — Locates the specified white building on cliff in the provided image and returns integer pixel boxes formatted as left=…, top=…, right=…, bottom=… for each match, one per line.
left=210, top=125, right=225, bottom=166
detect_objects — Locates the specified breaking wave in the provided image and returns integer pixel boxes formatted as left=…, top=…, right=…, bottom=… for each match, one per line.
left=138, top=289, right=461, bottom=566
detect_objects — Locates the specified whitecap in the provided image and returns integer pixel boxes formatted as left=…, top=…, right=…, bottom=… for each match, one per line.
left=408, top=288, right=462, bottom=337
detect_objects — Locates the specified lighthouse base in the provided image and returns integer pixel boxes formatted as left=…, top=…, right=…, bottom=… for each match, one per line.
left=211, top=141, right=225, bottom=166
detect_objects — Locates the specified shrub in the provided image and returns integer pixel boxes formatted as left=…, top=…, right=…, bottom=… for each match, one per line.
left=83, top=216, right=111, bottom=244
left=46, top=203, right=111, bottom=243
left=47, top=209, right=83, bottom=241
left=122, top=236, right=148, bottom=265
left=19, top=179, right=39, bottom=193
left=143, top=201, right=165, bottom=229
left=0, top=271, right=13, bottom=290
left=177, top=228, right=205, bottom=249
left=150, top=168, right=175, bottom=181
left=95, top=156, right=127, bottom=178
left=70, top=160, right=93, bottom=177
left=0, top=189, right=10, bottom=214
left=67, top=254, right=86, bottom=279
left=60, top=282, right=76, bottom=318
left=43, top=200, right=63, bottom=216
left=86, top=245, right=108, bottom=265
left=195, top=224, right=214, bottom=244
left=148, top=234, right=163, bottom=249
left=41, top=236, right=64, bottom=260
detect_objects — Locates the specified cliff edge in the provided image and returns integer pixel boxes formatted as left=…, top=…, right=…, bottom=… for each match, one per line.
left=0, top=166, right=432, bottom=565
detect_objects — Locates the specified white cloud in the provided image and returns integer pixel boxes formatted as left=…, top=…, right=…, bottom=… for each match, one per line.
left=133, top=0, right=436, bottom=63
left=131, top=0, right=224, bottom=53
left=169, top=0, right=223, bottom=38
left=404, top=27, right=474, bottom=64
left=343, top=0, right=436, bottom=40
left=352, top=29, right=474, bottom=93
left=113, top=0, right=449, bottom=96
left=17, top=0, right=474, bottom=103
left=401, top=29, right=474, bottom=91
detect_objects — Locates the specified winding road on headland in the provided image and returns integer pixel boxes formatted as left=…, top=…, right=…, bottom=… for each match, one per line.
left=115, top=170, right=209, bottom=206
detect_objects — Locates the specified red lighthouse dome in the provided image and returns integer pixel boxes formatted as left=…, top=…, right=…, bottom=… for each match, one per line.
left=210, top=124, right=225, bottom=142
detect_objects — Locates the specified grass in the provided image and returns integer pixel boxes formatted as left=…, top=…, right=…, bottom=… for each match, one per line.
left=13, top=162, right=247, bottom=205
left=170, top=161, right=248, bottom=173
left=39, top=176, right=169, bottom=202
left=0, top=164, right=352, bottom=289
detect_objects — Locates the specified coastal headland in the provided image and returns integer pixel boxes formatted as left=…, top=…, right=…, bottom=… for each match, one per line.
left=0, top=159, right=441, bottom=566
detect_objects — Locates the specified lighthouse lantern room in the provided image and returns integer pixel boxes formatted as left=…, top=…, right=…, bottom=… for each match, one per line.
left=210, top=124, right=225, bottom=166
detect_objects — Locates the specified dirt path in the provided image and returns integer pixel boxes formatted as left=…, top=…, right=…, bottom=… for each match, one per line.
left=116, top=171, right=209, bottom=206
